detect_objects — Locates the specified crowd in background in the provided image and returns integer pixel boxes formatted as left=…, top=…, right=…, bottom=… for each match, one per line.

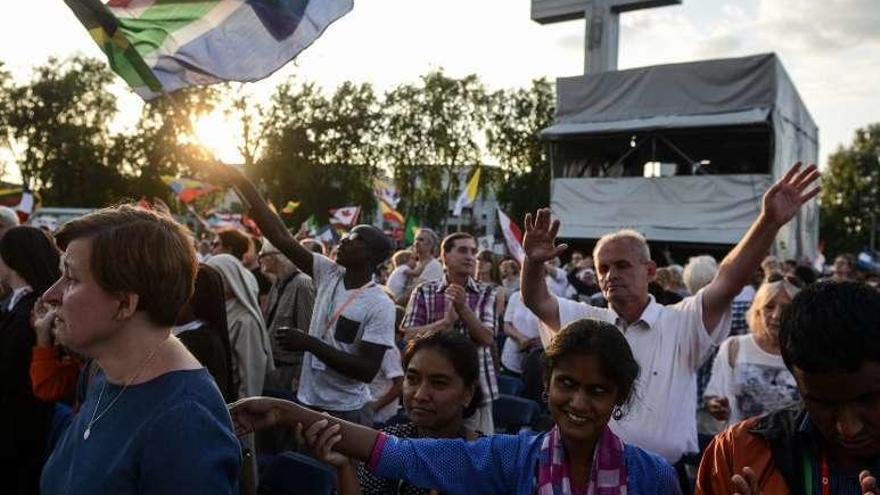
left=1, top=162, right=879, bottom=495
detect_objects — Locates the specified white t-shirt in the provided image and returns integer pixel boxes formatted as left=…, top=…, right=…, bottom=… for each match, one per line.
left=369, top=346, right=405, bottom=424
left=500, top=292, right=541, bottom=373
left=417, top=258, right=444, bottom=284
left=545, top=267, right=570, bottom=298
left=553, top=289, right=731, bottom=463
left=297, top=254, right=396, bottom=411
left=386, top=265, right=411, bottom=299
left=704, top=334, right=799, bottom=424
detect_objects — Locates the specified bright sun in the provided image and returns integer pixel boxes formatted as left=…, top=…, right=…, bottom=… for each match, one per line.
left=192, top=111, right=245, bottom=165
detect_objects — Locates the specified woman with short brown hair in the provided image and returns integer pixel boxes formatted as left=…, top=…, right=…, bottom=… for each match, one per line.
left=40, top=205, right=241, bottom=494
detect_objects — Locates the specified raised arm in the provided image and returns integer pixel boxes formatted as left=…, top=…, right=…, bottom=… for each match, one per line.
left=701, top=163, right=820, bottom=332
left=210, top=164, right=314, bottom=276
left=521, top=208, right=568, bottom=332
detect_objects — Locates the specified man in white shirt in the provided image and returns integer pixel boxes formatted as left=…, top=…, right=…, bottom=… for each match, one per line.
left=216, top=164, right=396, bottom=425
left=520, top=163, right=820, bottom=487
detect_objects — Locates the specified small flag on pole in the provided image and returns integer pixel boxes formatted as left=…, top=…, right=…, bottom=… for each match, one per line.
left=64, top=0, right=353, bottom=100
left=452, top=167, right=481, bottom=217
left=404, top=217, right=419, bottom=245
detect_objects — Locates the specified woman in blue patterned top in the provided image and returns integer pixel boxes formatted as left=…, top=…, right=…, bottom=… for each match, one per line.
left=231, top=318, right=680, bottom=494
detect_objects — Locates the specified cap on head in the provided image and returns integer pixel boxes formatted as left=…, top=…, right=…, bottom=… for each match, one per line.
left=351, top=224, right=394, bottom=266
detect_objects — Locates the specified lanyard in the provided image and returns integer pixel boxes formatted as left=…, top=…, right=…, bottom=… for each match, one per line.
left=321, top=278, right=373, bottom=338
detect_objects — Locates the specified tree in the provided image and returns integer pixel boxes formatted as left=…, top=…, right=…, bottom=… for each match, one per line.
left=820, top=123, right=880, bottom=256
left=485, top=78, right=555, bottom=225
left=0, top=61, right=12, bottom=179
left=254, top=79, right=382, bottom=227
left=383, top=70, right=489, bottom=229
left=124, top=85, right=224, bottom=204
left=5, top=56, right=125, bottom=206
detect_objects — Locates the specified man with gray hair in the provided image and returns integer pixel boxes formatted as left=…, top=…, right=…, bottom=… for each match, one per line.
left=0, top=206, right=20, bottom=238
left=521, top=163, right=820, bottom=492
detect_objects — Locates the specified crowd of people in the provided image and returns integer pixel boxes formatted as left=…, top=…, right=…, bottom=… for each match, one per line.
left=1, top=161, right=879, bottom=494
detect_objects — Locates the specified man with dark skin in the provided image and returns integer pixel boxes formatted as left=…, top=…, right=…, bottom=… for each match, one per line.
left=213, top=165, right=394, bottom=424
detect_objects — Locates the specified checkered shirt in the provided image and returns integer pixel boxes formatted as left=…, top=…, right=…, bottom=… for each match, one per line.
left=402, top=276, right=499, bottom=402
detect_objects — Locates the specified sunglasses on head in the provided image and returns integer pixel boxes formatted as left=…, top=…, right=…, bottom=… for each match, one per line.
left=766, top=272, right=804, bottom=288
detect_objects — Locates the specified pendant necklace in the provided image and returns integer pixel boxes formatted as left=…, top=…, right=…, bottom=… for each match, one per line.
left=83, top=338, right=168, bottom=440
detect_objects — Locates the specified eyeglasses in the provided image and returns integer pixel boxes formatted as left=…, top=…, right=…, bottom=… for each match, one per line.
left=766, top=272, right=804, bottom=288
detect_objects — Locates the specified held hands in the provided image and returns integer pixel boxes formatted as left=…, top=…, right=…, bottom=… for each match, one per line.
left=523, top=208, right=568, bottom=264
left=760, top=162, right=821, bottom=228
left=706, top=396, right=731, bottom=422
left=228, top=397, right=284, bottom=436
left=301, top=417, right=349, bottom=468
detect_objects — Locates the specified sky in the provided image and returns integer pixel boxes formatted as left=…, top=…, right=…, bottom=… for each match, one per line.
left=1, top=0, right=879, bottom=181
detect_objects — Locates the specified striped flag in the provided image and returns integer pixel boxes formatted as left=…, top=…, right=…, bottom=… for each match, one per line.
left=452, top=167, right=481, bottom=217
left=497, top=209, right=525, bottom=264
left=65, top=0, right=353, bottom=100
left=160, top=176, right=219, bottom=203
left=378, top=199, right=404, bottom=225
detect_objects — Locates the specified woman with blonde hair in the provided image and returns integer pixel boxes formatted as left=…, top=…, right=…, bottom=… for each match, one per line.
left=703, top=274, right=802, bottom=424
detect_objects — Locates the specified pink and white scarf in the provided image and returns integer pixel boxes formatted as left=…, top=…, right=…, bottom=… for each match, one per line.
left=536, top=425, right=627, bottom=495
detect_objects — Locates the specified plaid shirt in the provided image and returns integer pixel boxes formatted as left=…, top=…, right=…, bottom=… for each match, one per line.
left=402, top=276, right=499, bottom=402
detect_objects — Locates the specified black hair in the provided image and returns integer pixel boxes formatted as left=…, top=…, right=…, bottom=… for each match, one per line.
left=541, top=318, right=640, bottom=420
left=793, top=265, right=817, bottom=286
left=216, top=229, right=251, bottom=260
left=0, top=226, right=61, bottom=295
left=780, top=281, right=880, bottom=374
left=402, top=331, right=484, bottom=418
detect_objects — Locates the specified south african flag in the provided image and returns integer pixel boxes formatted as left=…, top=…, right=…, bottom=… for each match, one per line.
left=64, top=0, right=353, bottom=100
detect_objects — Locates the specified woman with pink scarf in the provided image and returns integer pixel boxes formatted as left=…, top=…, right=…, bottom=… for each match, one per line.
left=230, top=319, right=679, bottom=494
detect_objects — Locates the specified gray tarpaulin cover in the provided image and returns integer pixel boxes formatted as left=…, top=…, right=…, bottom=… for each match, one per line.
left=545, top=54, right=819, bottom=259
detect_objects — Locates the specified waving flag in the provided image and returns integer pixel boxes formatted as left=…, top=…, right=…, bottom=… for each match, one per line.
left=373, top=178, right=401, bottom=209
left=281, top=200, right=300, bottom=214
left=161, top=176, right=219, bottom=203
left=497, top=209, right=525, bottom=264
left=65, top=0, right=353, bottom=100
left=452, top=167, right=481, bottom=217
left=378, top=199, right=404, bottom=225
left=329, top=206, right=360, bottom=227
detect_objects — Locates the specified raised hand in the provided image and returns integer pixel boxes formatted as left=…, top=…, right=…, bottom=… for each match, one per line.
left=731, top=466, right=760, bottom=495
left=228, top=397, right=284, bottom=436
left=302, top=417, right=349, bottom=468
left=522, top=208, right=568, bottom=264
left=861, top=470, right=878, bottom=495
left=761, top=162, right=820, bottom=228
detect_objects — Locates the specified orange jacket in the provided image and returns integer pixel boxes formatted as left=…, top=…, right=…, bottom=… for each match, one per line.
left=30, top=345, right=81, bottom=405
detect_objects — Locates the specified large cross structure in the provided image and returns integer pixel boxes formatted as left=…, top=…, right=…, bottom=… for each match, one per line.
left=531, top=0, right=682, bottom=74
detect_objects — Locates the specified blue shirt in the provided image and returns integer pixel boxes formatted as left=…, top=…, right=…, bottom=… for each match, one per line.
left=372, top=430, right=681, bottom=495
left=41, top=368, right=241, bottom=495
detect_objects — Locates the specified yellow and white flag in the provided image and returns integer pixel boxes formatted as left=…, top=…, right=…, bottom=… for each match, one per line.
left=452, top=167, right=481, bottom=217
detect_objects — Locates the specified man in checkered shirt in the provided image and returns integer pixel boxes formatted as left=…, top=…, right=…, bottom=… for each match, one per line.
left=401, top=232, right=500, bottom=434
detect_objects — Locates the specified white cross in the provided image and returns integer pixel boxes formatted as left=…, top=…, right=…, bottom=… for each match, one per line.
left=532, top=0, right=682, bottom=74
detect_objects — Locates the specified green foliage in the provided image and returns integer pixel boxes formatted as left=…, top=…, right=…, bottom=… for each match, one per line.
left=384, top=69, right=489, bottom=228
left=819, top=123, right=880, bottom=255
left=485, top=78, right=555, bottom=224
left=253, top=80, right=381, bottom=228
left=5, top=56, right=124, bottom=206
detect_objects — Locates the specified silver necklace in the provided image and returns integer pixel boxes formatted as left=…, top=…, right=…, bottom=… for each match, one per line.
left=83, top=339, right=168, bottom=440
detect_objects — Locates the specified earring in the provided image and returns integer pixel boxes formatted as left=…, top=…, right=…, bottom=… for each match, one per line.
left=612, top=405, right=624, bottom=421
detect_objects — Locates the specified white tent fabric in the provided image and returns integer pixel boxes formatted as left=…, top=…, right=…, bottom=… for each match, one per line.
left=545, top=53, right=819, bottom=260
